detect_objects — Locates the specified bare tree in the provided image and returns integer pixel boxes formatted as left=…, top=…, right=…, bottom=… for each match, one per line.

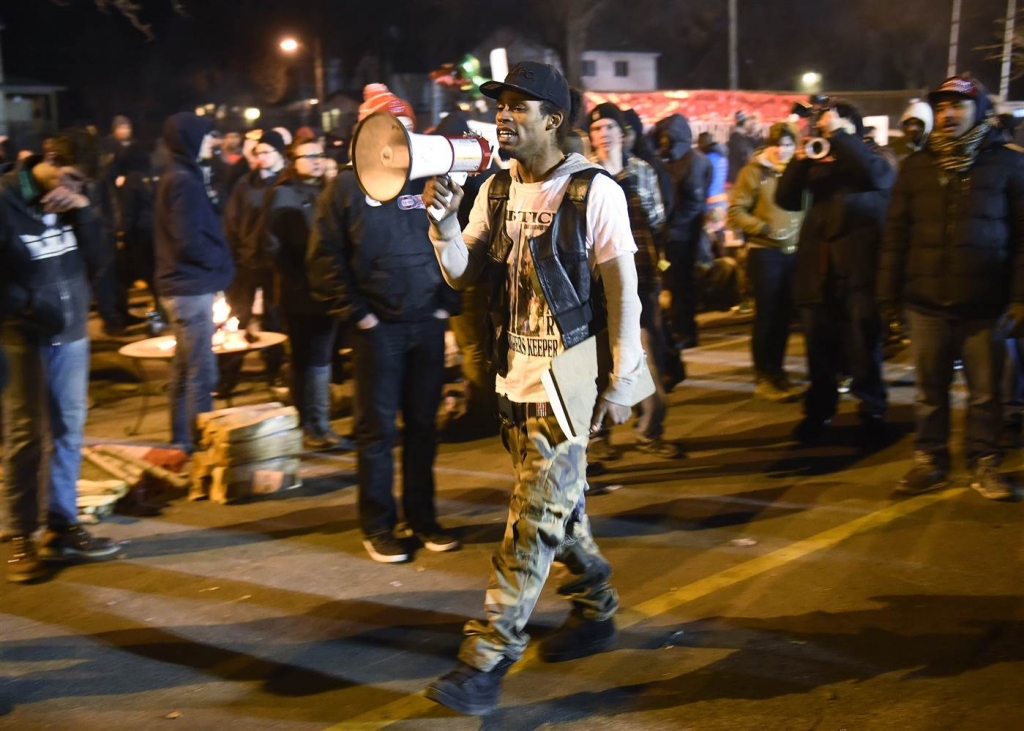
left=49, top=0, right=187, bottom=39
left=527, top=0, right=611, bottom=86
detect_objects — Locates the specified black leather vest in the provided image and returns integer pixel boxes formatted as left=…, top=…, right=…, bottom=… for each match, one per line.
left=484, top=167, right=609, bottom=377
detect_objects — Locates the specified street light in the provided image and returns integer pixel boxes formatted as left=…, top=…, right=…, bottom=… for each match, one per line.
left=277, top=34, right=325, bottom=126
left=801, top=72, right=822, bottom=93
left=244, top=107, right=261, bottom=123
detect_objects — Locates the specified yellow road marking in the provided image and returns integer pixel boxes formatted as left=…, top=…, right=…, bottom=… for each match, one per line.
left=324, top=488, right=962, bottom=730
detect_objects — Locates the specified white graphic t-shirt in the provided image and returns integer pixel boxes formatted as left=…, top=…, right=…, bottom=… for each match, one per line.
left=463, top=162, right=636, bottom=402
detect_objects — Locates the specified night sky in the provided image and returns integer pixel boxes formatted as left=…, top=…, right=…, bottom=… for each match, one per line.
left=2, top=0, right=1021, bottom=139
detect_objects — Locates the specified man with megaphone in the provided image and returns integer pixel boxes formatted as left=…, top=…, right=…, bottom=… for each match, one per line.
left=421, top=61, right=645, bottom=715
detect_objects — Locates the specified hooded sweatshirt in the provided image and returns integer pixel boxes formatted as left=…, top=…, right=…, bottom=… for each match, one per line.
left=0, top=159, right=102, bottom=345
left=654, top=114, right=711, bottom=246
left=154, top=112, right=235, bottom=297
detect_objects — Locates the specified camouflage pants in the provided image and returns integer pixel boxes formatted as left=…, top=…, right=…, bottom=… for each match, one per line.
left=459, top=414, right=619, bottom=671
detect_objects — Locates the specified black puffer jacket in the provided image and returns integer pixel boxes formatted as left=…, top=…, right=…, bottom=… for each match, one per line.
left=776, top=131, right=895, bottom=305
left=654, top=114, right=711, bottom=247
left=224, top=168, right=278, bottom=269
left=307, top=168, right=460, bottom=323
left=878, top=128, right=1024, bottom=318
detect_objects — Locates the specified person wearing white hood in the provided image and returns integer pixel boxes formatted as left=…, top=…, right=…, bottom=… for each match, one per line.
left=887, top=99, right=934, bottom=167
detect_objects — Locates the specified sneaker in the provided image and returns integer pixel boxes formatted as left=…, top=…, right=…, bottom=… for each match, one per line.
left=362, top=533, right=410, bottom=563
left=425, top=656, right=515, bottom=716
left=38, top=525, right=121, bottom=560
left=895, top=452, right=948, bottom=495
left=539, top=609, right=617, bottom=663
left=415, top=525, right=460, bottom=552
left=588, top=437, right=621, bottom=462
left=837, top=376, right=853, bottom=395
left=970, top=457, right=1016, bottom=501
left=635, top=437, right=686, bottom=458
left=793, top=416, right=831, bottom=445
left=6, top=535, right=48, bottom=583
left=304, top=429, right=354, bottom=452
left=754, top=378, right=798, bottom=403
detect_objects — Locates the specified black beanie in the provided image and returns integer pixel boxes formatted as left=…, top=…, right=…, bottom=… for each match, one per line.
left=258, top=130, right=288, bottom=156
left=587, top=102, right=626, bottom=131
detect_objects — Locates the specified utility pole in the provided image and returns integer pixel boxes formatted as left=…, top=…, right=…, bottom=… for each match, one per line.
left=948, top=0, right=962, bottom=76
left=1000, top=0, right=1017, bottom=100
left=728, top=0, right=738, bottom=90
left=313, top=33, right=325, bottom=123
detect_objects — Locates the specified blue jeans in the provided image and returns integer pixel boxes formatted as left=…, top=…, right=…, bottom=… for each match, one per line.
left=1, top=334, right=89, bottom=534
left=160, top=294, right=217, bottom=448
left=748, top=246, right=796, bottom=380
left=352, top=318, right=446, bottom=537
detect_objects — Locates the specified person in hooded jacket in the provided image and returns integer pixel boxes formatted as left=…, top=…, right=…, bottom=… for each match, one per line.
left=307, top=86, right=462, bottom=565
left=777, top=100, right=894, bottom=446
left=879, top=75, right=1024, bottom=501
left=0, top=136, right=122, bottom=583
left=654, top=113, right=711, bottom=349
left=154, top=111, right=236, bottom=451
left=729, top=122, right=805, bottom=402
left=622, top=108, right=674, bottom=240
left=260, top=138, right=352, bottom=452
left=887, top=99, right=934, bottom=169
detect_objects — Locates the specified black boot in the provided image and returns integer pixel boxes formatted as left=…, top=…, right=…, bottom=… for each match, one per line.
left=539, top=609, right=617, bottom=663
left=425, top=656, right=515, bottom=716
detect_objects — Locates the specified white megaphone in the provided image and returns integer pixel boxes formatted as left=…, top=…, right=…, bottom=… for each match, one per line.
left=351, top=111, right=492, bottom=207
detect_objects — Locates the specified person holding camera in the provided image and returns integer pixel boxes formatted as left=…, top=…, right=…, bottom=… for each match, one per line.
left=422, top=62, right=643, bottom=715
left=0, top=137, right=122, bottom=583
left=879, top=75, right=1024, bottom=500
left=777, top=100, right=894, bottom=445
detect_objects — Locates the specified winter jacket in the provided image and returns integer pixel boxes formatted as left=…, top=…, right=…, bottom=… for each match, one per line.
left=878, top=128, right=1024, bottom=319
left=654, top=114, right=711, bottom=247
left=261, top=172, right=328, bottom=315
left=307, top=168, right=460, bottom=324
left=631, top=134, right=675, bottom=225
left=154, top=112, right=235, bottom=297
left=225, top=168, right=279, bottom=270
left=702, top=142, right=729, bottom=206
left=776, top=131, right=894, bottom=305
left=728, top=151, right=804, bottom=253
left=0, top=161, right=102, bottom=346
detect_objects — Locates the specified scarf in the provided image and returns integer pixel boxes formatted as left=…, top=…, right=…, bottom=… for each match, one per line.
left=927, top=118, right=993, bottom=173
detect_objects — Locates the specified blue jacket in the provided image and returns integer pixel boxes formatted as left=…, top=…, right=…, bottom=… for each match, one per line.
left=154, top=112, right=235, bottom=297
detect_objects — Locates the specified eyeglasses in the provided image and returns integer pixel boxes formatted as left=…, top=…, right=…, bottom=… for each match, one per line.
left=296, top=153, right=326, bottom=160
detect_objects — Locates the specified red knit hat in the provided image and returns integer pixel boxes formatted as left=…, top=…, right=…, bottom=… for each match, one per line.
left=358, top=83, right=416, bottom=126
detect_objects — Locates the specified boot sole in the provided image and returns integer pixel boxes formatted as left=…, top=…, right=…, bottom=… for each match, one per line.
left=539, top=630, right=617, bottom=663
left=424, top=685, right=497, bottom=716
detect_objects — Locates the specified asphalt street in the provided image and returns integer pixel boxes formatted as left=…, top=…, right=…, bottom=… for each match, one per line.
left=1, top=317, right=1022, bottom=731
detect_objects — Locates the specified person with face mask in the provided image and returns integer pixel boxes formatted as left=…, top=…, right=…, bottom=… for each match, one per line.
left=260, top=140, right=351, bottom=451
left=879, top=74, right=1024, bottom=501
left=728, top=122, right=805, bottom=402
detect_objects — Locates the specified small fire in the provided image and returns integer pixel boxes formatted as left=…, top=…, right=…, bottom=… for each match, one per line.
left=212, top=293, right=231, bottom=326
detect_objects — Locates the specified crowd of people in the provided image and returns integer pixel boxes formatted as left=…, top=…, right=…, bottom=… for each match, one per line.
left=1, top=60, right=1023, bottom=715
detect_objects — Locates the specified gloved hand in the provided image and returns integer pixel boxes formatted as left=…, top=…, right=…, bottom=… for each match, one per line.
left=997, top=302, right=1024, bottom=338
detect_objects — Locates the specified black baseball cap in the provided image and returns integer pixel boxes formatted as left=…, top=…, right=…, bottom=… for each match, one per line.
left=479, top=62, right=571, bottom=111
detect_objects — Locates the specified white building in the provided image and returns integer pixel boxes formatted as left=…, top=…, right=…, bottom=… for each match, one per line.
left=581, top=51, right=659, bottom=92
